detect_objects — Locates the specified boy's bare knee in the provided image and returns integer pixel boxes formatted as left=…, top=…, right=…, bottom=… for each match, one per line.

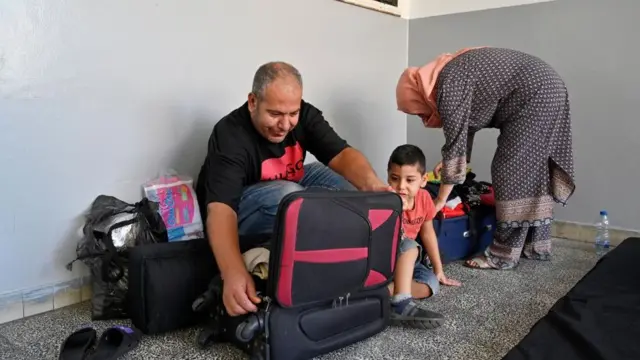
left=399, top=247, right=419, bottom=261
left=412, top=282, right=433, bottom=299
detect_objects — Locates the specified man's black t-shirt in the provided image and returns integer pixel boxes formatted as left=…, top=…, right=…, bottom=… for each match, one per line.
left=196, top=100, right=349, bottom=216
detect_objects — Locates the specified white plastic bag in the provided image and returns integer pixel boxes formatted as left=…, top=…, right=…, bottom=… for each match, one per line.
left=143, top=171, right=204, bottom=241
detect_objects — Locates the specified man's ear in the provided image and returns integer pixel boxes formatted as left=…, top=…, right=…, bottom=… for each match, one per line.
left=247, top=92, right=257, bottom=112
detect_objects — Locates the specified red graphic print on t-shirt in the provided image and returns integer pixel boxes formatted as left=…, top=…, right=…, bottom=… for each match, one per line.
left=260, top=142, right=305, bottom=182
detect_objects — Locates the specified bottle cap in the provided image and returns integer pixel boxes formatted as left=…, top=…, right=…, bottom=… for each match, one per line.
left=600, top=210, right=608, bottom=216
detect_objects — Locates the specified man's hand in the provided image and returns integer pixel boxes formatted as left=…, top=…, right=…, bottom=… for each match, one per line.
left=368, top=182, right=394, bottom=193
left=328, top=148, right=388, bottom=192
left=436, top=271, right=461, bottom=287
left=206, top=203, right=260, bottom=316
left=221, top=266, right=262, bottom=316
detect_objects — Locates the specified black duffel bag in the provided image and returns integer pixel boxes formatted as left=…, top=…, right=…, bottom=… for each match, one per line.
left=128, top=233, right=271, bottom=335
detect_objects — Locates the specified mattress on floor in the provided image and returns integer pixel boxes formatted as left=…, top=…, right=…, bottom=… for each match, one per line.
left=503, top=237, right=640, bottom=360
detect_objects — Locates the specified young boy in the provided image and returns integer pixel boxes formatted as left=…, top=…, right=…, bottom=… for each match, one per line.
left=387, top=144, right=461, bottom=329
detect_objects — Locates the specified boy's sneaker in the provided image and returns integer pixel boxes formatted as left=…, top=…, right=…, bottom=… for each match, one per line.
left=390, top=299, right=445, bottom=329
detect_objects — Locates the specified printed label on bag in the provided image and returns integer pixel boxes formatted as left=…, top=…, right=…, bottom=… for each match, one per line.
left=156, top=184, right=195, bottom=229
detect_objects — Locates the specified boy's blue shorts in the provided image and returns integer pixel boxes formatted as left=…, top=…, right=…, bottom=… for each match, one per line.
left=398, top=237, right=440, bottom=296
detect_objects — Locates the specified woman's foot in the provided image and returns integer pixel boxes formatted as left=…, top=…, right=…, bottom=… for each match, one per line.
left=464, top=255, right=494, bottom=270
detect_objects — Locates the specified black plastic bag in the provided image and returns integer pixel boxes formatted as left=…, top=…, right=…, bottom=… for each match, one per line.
left=67, top=195, right=168, bottom=320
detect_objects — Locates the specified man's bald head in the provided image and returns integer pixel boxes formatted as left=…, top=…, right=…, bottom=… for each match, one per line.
left=251, top=61, right=303, bottom=100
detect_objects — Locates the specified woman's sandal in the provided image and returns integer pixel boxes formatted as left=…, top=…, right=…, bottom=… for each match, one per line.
left=464, top=255, right=494, bottom=270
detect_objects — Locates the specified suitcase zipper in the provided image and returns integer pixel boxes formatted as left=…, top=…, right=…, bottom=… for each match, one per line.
left=332, top=292, right=351, bottom=308
left=259, top=295, right=272, bottom=360
left=267, top=191, right=298, bottom=300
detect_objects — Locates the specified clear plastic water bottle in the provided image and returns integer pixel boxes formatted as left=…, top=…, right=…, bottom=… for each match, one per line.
left=595, top=210, right=611, bottom=257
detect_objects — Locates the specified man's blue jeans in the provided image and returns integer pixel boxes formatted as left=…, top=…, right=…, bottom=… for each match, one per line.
left=237, top=162, right=355, bottom=236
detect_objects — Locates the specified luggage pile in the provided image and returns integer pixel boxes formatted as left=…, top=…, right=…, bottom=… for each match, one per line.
left=71, top=170, right=495, bottom=359
left=70, top=187, right=403, bottom=360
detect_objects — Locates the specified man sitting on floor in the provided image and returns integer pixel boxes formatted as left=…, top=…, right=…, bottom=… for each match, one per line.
left=195, top=61, right=389, bottom=317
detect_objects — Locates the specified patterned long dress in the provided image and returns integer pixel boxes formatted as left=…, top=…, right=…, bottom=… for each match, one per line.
left=435, top=47, right=575, bottom=269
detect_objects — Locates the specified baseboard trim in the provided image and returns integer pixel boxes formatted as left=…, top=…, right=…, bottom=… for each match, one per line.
left=552, top=220, right=640, bottom=246
left=0, top=276, right=91, bottom=325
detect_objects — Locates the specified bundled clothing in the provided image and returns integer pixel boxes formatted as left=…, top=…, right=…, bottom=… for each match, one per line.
left=242, top=247, right=270, bottom=280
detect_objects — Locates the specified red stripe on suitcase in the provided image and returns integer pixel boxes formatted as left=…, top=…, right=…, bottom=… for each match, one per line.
left=368, top=209, right=392, bottom=230
left=278, top=197, right=304, bottom=307
left=364, top=269, right=386, bottom=286
left=391, top=217, right=400, bottom=271
left=369, top=209, right=400, bottom=271
left=294, top=248, right=368, bottom=263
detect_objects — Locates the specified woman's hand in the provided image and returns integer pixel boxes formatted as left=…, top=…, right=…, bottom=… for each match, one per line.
left=433, top=160, right=443, bottom=179
left=434, top=198, right=446, bottom=213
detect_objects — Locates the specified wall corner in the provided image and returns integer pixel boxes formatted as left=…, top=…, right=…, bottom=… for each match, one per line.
left=398, top=0, right=412, bottom=19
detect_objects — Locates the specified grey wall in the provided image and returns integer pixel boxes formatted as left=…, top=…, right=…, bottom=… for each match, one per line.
left=0, top=0, right=407, bottom=293
left=408, top=0, right=640, bottom=230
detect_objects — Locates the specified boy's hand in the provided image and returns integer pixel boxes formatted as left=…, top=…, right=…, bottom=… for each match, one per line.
left=388, top=188, right=411, bottom=210
left=436, top=272, right=461, bottom=287
left=399, top=196, right=410, bottom=210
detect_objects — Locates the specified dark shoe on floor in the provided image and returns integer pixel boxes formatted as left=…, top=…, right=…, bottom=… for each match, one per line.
left=390, top=299, right=445, bottom=329
left=59, top=327, right=97, bottom=360
left=90, top=326, right=141, bottom=360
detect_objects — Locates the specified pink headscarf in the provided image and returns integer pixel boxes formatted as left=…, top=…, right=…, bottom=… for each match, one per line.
left=396, top=47, right=484, bottom=128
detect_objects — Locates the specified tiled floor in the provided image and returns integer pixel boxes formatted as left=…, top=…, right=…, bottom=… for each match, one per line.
left=0, top=239, right=598, bottom=360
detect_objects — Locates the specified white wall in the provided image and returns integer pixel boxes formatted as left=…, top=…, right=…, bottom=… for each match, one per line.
left=0, top=0, right=408, bottom=294
left=407, top=0, right=554, bottom=19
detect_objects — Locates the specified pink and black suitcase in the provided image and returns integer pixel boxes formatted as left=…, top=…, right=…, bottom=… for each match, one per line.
left=194, top=190, right=402, bottom=360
